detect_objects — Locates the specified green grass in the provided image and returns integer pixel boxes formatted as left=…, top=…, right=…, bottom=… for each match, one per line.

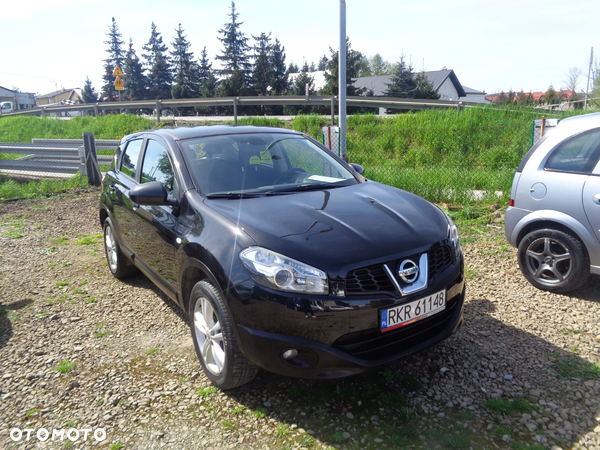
left=481, top=398, right=533, bottom=415
left=54, top=360, right=76, bottom=374
left=0, top=174, right=88, bottom=200
left=275, top=423, right=292, bottom=437
left=554, top=359, right=600, bottom=379
left=146, top=348, right=159, bottom=356
left=1, top=108, right=592, bottom=206
left=195, top=386, right=217, bottom=398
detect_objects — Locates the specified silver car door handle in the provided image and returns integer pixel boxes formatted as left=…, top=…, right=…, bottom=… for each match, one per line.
left=594, top=194, right=600, bottom=205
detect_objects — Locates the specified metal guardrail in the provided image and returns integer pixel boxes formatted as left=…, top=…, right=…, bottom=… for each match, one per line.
left=0, top=137, right=117, bottom=180
left=0, top=96, right=464, bottom=123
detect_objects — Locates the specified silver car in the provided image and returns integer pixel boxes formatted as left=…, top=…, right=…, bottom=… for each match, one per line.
left=505, top=112, right=600, bottom=293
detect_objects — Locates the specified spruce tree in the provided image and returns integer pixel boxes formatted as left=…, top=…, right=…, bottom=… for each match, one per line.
left=123, top=39, right=146, bottom=101
left=384, top=56, right=417, bottom=113
left=171, top=23, right=197, bottom=101
left=251, top=32, right=272, bottom=96
left=385, top=56, right=416, bottom=98
left=82, top=77, right=98, bottom=103
left=196, top=47, right=218, bottom=115
left=143, top=22, right=172, bottom=100
left=101, top=17, right=124, bottom=102
left=286, top=62, right=316, bottom=115
left=287, top=62, right=299, bottom=74
left=321, top=38, right=365, bottom=96
left=317, top=55, right=328, bottom=71
left=269, top=38, right=288, bottom=114
left=414, top=71, right=439, bottom=100
left=216, top=1, right=251, bottom=93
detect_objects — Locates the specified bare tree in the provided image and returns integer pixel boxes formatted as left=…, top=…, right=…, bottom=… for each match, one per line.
left=562, top=67, right=581, bottom=94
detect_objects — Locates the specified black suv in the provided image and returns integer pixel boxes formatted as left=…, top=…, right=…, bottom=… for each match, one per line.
left=100, top=125, right=465, bottom=389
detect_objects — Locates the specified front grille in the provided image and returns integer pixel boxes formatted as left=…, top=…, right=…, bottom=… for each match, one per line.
left=428, top=246, right=453, bottom=280
left=346, top=265, right=394, bottom=294
left=332, top=292, right=462, bottom=361
left=345, top=245, right=454, bottom=296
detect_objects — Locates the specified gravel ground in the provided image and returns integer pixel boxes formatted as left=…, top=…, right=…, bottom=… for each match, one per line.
left=0, top=189, right=599, bottom=450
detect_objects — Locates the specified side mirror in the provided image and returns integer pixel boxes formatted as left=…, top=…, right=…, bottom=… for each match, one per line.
left=130, top=181, right=176, bottom=206
left=349, top=163, right=365, bottom=175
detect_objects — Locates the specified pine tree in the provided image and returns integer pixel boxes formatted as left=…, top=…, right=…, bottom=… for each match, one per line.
left=384, top=56, right=417, bottom=113
left=101, top=17, right=125, bottom=102
left=82, top=77, right=98, bottom=103
left=122, top=39, right=146, bottom=101
left=545, top=84, right=559, bottom=106
left=414, top=71, right=439, bottom=100
left=317, top=55, right=328, bottom=71
left=287, top=62, right=299, bottom=74
left=171, top=23, right=197, bottom=101
left=250, top=32, right=272, bottom=96
left=507, top=89, right=516, bottom=104
left=143, top=22, right=172, bottom=100
left=321, top=38, right=365, bottom=96
left=385, top=56, right=416, bottom=98
left=287, top=62, right=316, bottom=115
left=196, top=47, right=218, bottom=115
left=269, top=38, right=288, bottom=114
left=496, top=91, right=508, bottom=104
left=216, top=1, right=251, bottom=91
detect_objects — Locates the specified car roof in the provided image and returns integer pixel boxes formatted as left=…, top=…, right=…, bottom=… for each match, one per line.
left=121, top=125, right=303, bottom=143
left=554, top=112, right=600, bottom=136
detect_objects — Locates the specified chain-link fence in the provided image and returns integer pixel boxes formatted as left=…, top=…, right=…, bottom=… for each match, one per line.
left=0, top=111, right=546, bottom=208
left=315, top=118, right=535, bottom=207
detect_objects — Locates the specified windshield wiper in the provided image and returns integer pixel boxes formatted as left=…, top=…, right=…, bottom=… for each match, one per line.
left=205, top=192, right=265, bottom=199
left=265, top=183, right=346, bottom=195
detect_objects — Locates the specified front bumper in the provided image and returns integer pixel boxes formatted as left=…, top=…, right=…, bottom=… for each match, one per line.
left=228, top=256, right=465, bottom=379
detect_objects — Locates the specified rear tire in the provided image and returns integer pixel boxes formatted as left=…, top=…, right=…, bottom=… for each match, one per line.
left=103, top=218, right=137, bottom=279
left=517, top=228, right=589, bottom=294
left=188, top=280, right=257, bottom=389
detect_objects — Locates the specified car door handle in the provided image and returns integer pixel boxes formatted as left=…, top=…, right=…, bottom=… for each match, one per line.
left=594, top=194, right=600, bottom=205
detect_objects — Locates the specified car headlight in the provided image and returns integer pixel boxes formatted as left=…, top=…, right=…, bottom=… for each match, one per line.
left=240, top=247, right=329, bottom=295
left=446, top=215, right=462, bottom=257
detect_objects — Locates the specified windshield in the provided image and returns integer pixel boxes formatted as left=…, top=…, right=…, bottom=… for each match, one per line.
left=178, top=133, right=358, bottom=196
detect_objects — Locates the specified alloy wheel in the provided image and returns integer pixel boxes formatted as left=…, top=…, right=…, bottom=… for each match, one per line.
left=193, top=296, right=225, bottom=375
left=525, top=237, right=572, bottom=285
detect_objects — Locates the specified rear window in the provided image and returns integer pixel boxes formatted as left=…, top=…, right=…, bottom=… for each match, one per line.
left=120, top=139, right=143, bottom=179
left=545, top=128, right=600, bottom=174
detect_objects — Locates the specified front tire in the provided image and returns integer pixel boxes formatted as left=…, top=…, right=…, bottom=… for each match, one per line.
left=517, top=228, right=589, bottom=294
left=188, top=280, right=257, bottom=389
left=103, top=218, right=137, bottom=279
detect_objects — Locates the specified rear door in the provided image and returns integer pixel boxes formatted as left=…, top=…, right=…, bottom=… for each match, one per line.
left=583, top=162, right=600, bottom=244
left=108, top=138, right=145, bottom=255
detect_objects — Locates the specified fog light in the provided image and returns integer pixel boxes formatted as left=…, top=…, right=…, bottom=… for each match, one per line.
left=282, top=349, right=298, bottom=360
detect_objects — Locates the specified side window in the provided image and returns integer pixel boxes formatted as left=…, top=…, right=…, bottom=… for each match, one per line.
left=545, top=129, right=600, bottom=174
left=120, top=139, right=143, bottom=179
left=141, top=140, right=175, bottom=194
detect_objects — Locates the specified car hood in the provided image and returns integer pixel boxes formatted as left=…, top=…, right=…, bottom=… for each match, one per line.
left=203, top=182, right=449, bottom=278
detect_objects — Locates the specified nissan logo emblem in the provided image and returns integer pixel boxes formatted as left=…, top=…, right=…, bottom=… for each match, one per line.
left=398, top=259, right=419, bottom=283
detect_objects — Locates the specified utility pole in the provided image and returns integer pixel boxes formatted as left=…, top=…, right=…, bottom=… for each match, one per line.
left=585, top=47, right=594, bottom=109
left=339, top=0, right=347, bottom=162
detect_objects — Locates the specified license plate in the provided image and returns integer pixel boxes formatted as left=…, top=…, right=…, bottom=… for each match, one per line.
left=380, top=290, right=446, bottom=332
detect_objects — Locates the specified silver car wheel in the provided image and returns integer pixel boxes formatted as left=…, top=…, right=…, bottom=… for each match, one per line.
left=193, top=296, right=225, bottom=376
left=104, top=225, right=119, bottom=273
left=525, top=237, right=572, bottom=284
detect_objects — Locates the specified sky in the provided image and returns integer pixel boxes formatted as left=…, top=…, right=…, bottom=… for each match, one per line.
left=1, top=0, right=599, bottom=97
